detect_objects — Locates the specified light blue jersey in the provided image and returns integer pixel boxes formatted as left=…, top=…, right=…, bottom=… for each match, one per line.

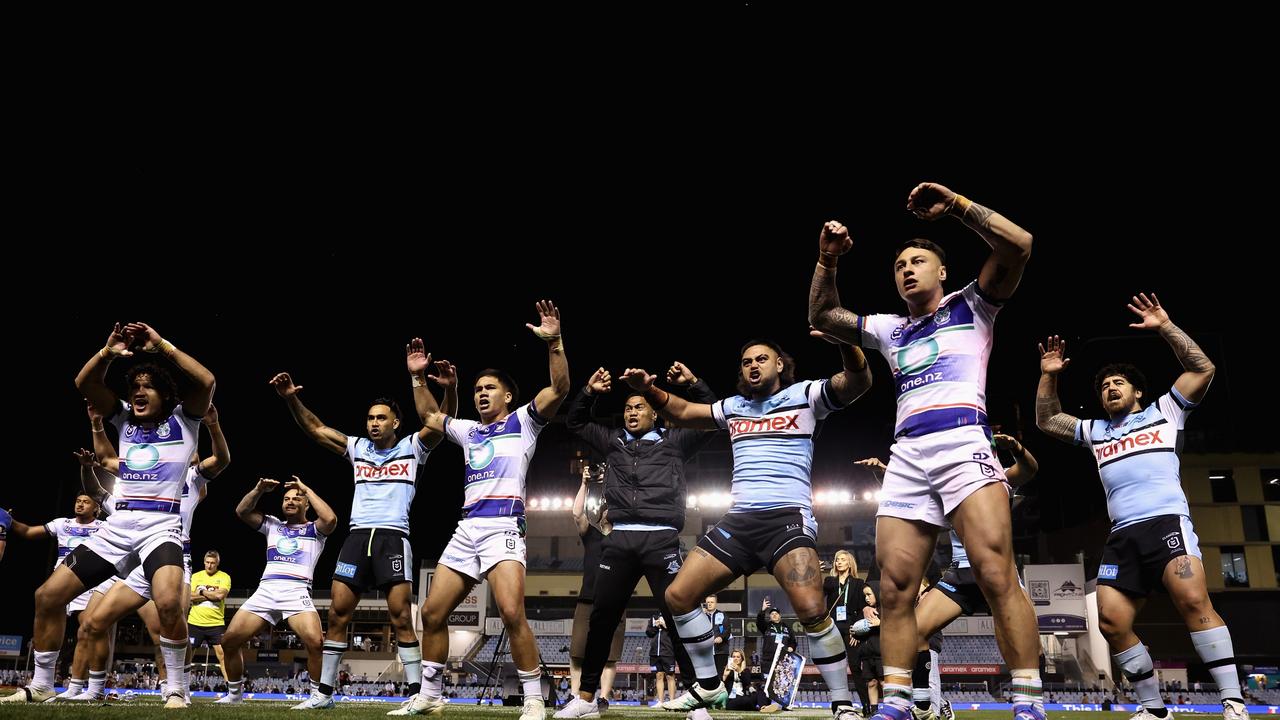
left=344, top=434, right=431, bottom=533
left=1075, top=388, right=1197, bottom=529
left=710, top=380, right=844, bottom=534
left=444, top=403, right=548, bottom=517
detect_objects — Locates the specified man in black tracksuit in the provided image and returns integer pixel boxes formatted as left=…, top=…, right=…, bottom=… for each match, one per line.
left=558, top=362, right=717, bottom=717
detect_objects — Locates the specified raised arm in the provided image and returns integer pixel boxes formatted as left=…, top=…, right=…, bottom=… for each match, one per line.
left=74, top=449, right=113, bottom=506
left=86, top=401, right=120, bottom=474
left=571, top=467, right=591, bottom=536
left=406, top=339, right=449, bottom=435
left=269, top=372, right=348, bottom=455
left=527, top=300, right=571, bottom=417
left=125, top=323, right=216, bottom=416
left=993, top=434, right=1039, bottom=487
left=808, top=221, right=865, bottom=346
left=286, top=476, right=338, bottom=536
left=1127, top=292, right=1215, bottom=403
left=907, top=183, right=1033, bottom=301
left=565, top=369, right=614, bottom=454
left=1035, top=335, right=1082, bottom=444
left=236, top=477, right=279, bottom=530
left=622, top=369, right=719, bottom=431
left=197, top=404, right=230, bottom=478
left=75, top=323, right=131, bottom=416
left=810, top=329, right=873, bottom=405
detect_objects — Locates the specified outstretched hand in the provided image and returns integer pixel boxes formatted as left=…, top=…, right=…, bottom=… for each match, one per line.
left=526, top=299, right=561, bottom=340
left=621, top=368, right=656, bottom=393
left=1127, top=292, right=1171, bottom=331
left=1038, top=336, right=1071, bottom=375
left=269, top=372, right=303, bottom=398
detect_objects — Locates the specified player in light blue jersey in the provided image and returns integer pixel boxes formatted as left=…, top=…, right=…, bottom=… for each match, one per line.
left=217, top=475, right=338, bottom=705
left=402, top=300, right=570, bottom=720
left=4, top=323, right=215, bottom=707
left=808, top=183, right=1043, bottom=720
left=621, top=337, right=870, bottom=720
left=271, top=357, right=457, bottom=711
left=1037, top=294, right=1247, bottom=720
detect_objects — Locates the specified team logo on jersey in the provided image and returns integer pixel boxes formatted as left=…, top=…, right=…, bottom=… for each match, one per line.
left=896, top=338, right=940, bottom=375
left=505, top=537, right=516, bottom=550
left=275, top=537, right=300, bottom=556
left=890, top=325, right=905, bottom=341
left=934, top=308, right=951, bottom=325
left=392, top=558, right=402, bottom=572
left=125, top=423, right=137, bottom=438
left=978, top=462, right=996, bottom=478
left=468, top=439, right=496, bottom=470
left=157, top=422, right=171, bottom=439
left=1163, top=532, right=1181, bottom=550
left=666, top=560, right=681, bottom=574
left=125, top=444, right=161, bottom=471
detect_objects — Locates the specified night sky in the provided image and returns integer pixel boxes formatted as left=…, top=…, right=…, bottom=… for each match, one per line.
left=2, top=114, right=1266, bottom=640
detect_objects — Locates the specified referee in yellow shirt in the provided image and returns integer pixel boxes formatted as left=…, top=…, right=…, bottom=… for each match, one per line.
left=189, top=550, right=231, bottom=680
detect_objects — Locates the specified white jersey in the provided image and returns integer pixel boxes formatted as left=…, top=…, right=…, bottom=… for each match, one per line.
left=180, top=465, right=210, bottom=554
left=344, top=434, right=431, bottom=533
left=107, top=401, right=203, bottom=516
left=444, top=403, right=549, bottom=517
left=46, top=517, right=106, bottom=565
left=859, top=281, right=1000, bottom=438
left=257, top=515, right=327, bottom=588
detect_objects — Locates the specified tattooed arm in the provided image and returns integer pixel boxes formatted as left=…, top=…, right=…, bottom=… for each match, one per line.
left=1036, top=335, right=1082, bottom=444
left=808, top=220, right=865, bottom=346
left=906, top=183, right=1033, bottom=301
left=1127, top=293, right=1216, bottom=404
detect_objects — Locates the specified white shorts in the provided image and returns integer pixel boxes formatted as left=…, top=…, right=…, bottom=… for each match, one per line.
left=876, top=425, right=1007, bottom=527
left=437, top=516, right=526, bottom=581
left=66, top=576, right=119, bottom=616
left=239, top=581, right=318, bottom=626
left=122, top=554, right=192, bottom=601
left=81, top=511, right=183, bottom=577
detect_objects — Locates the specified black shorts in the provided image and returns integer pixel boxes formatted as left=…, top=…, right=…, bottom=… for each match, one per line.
left=697, top=509, right=816, bottom=576
left=651, top=656, right=676, bottom=673
left=858, top=635, right=882, bottom=678
left=934, top=565, right=990, bottom=616
left=333, top=528, right=413, bottom=593
left=189, top=624, right=225, bottom=647
left=1097, top=515, right=1200, bottom=597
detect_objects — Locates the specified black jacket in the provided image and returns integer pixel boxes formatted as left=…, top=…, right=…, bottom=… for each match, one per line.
left=647, top=614, right=675, bottom=658
left=565, top=381, right=717, bottom=530
left=756, top=610, right=797, bottom=665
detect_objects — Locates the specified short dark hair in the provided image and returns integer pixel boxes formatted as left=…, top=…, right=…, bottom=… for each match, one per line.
left=895, top=238, right=946, bottom=265
left=125, top=363, right=180, bottom=416
left=474, top=369, right=520, bottom=406
left=368, top=397, right=403, bottom=419
left=1094, top=363, right=1147, bottom=399
left=736, top=339, right=795, bottom=396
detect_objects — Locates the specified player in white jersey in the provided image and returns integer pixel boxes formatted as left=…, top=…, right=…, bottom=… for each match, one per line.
left=859, top=432, right=1039, bottom=720
left=66, top=403, right=229, bottom=703
left=1036, top=294, right=1248, bottom=720
left=399, top=300, right=570, bottom=719
left=808, top=184, right=1042, bottom=720
left=3, top=488, right=111, bottom=698
left=620, top=337, right=870, bottom=720
left=4, top=322, right=215, bottom=707
left=271, top=356, right=457, bottom=711
left=216, top=475, right=338, bottom=705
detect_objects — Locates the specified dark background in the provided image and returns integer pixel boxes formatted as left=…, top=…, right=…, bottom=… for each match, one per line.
left=1, top=64, right=1270, bottom=643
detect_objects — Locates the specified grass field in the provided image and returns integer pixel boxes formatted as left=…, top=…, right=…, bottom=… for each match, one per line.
left=0, top=699, right=1229, bottom=720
